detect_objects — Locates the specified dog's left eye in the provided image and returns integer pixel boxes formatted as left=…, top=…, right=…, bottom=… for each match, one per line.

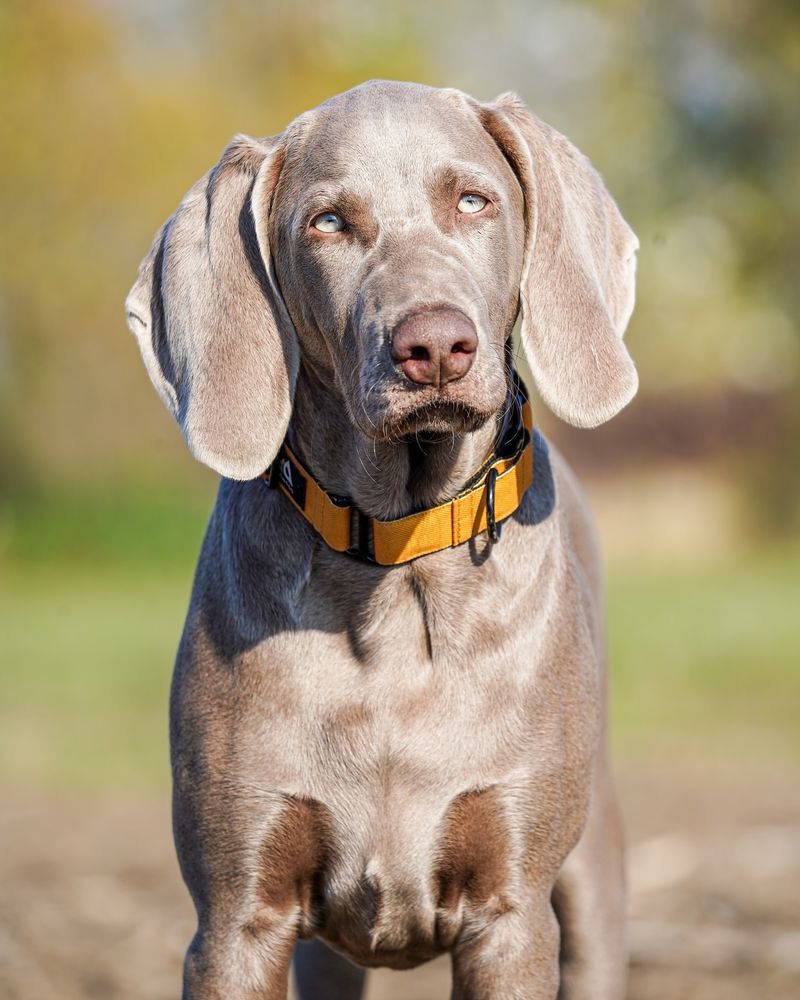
left=312, top=212, right=345, bottom=233
left=457, top=193, right=488, bottom=214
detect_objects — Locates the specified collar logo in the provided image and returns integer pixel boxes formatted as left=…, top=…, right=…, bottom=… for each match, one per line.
left=280, top=458, right=294, bottom=492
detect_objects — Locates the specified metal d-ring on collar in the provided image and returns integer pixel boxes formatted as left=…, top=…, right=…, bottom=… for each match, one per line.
left=485, top=466, right=500, bottom=543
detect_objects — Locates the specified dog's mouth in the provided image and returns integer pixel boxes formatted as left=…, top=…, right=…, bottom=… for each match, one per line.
left=352, top=357, right=507, bottom=443
left=360, top=396, right=492, bottom=442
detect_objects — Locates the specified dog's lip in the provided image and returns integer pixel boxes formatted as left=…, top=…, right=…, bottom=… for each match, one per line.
left=362, top=394, right=493, bottom=440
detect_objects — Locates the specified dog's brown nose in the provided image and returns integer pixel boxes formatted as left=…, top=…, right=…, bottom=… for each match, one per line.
left=390, top=308, right=477, bottom=387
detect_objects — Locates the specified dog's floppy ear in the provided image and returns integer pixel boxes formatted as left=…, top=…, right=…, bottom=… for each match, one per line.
left=479, top=93, right=638, bottom=427
left=125, top=135, right=298, bottom=479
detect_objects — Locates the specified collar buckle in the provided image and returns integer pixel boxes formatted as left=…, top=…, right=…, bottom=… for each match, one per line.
left=346, top=509, right=375, bottom=562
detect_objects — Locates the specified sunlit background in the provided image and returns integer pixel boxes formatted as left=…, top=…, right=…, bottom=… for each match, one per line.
left=1, top=2, right=799, bottom=998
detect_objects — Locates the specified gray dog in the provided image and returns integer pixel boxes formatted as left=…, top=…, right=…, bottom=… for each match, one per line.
left=125, top=80, right=638, bottom=1000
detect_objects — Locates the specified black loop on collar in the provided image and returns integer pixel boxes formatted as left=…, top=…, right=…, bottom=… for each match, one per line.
left=485, top=467, right=501, bottom=543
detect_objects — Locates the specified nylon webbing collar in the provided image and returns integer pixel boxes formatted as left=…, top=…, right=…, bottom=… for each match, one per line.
left=261, top=372, right=533, bottom=566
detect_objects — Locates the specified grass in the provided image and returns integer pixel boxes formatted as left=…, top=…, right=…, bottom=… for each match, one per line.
left=1, top=488, right=798, bottom=789
left=0, top=486, right=213, bottom=789
left=608, top=550, right=800, bottom=763
left=0, top=563, right=193, bottom=789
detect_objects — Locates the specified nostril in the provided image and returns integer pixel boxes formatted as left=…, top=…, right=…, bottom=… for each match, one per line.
left=450, top=340, right=474, bottom=355
left=410, top=345, right=430, bottom=361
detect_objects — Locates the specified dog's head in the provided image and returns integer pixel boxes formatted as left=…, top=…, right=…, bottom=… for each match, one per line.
left=126, top=81, right=638, bottom=480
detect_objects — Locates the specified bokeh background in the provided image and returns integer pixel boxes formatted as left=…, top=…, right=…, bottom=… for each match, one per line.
left=1, top=1, right=799, bottom=998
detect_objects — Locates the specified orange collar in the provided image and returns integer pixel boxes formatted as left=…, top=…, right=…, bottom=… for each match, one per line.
left=262, top=374, right=533, bottom=566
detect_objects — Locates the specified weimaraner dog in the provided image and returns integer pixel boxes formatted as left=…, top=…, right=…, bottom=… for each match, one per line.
left=126, top=80, right=638, bottom=1000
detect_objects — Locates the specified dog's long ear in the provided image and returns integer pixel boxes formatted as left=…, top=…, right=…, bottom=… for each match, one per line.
left=125, top=135, right=298, bottom=479
left=479, top=93, right=638, bottom=427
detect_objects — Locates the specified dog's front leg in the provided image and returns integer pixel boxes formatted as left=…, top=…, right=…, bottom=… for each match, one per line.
left=181, top=915, right=298, bottom=1000
left=450, top=895, right=560, bottom=1000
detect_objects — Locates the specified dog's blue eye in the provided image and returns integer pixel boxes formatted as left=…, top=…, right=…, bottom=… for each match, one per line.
left=312, top=212, right=345, bottom=233
left=457, top=193, right=487, bottom=214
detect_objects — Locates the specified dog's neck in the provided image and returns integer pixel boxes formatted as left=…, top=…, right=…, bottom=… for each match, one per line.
left=287, top=364, right=500, bottom=521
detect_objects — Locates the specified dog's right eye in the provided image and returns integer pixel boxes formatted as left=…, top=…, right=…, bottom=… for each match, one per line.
left=311, top=212, right=345, bottom=234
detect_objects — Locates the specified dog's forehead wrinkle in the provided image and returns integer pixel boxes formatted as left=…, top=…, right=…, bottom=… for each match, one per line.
left=293, top=105, right=507, bottom=232
left=307, top=90, right=483, bottom=175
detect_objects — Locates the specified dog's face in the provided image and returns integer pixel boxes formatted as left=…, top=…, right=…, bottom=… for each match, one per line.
left=269, top=84, right=523, bottom=441
left=126, top=81, right=638, bottom=480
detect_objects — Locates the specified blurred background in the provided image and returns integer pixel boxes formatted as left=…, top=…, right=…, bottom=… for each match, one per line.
left=1, top=1, right=798, bottom=997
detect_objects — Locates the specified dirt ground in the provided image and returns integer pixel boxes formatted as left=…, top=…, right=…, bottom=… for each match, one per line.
left=1, top=762, right=798, bottom=1000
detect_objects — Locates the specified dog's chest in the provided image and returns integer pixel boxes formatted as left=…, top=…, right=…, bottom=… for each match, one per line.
left=246, top=567, right=547, bottom=965
left=243, top=543, right=577, bottom=821
left=229, top=526, right=588, bottom=798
